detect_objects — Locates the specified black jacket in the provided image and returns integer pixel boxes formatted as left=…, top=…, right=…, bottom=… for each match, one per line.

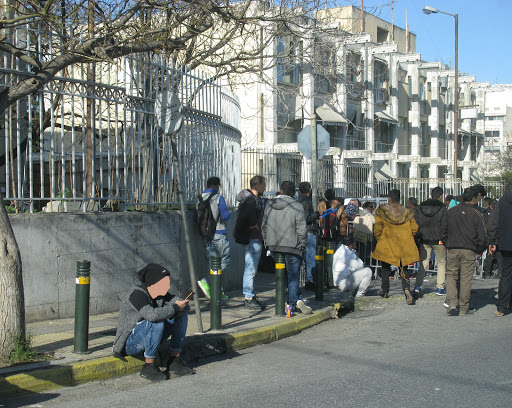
left=442, top=202, right=488, bottom=253
left=297, top=194, right=319, bottom=234
left=488, top=190, right=512, bottom=252
left=415, top=199, right=446, bottom=244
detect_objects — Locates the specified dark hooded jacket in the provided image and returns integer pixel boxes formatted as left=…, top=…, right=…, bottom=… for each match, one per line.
left=415, top=198, right=447, bottom=245
left=235, top=189, right=263, bottom=241
left=488, top=190, right=512, bottom=252
left=261, top=195, right=307, bottom=256
left=442, top=201, right=488, bottom=253
left=372, top=202, right=419, bottom=266
left=297, top=194, right=319, bottom=234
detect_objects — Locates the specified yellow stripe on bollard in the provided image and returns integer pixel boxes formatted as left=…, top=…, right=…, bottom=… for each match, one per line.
left=315, top=255, right=324, bottom=260
left=275, top=263, right=286, bottom=269
left=210, top=269, right=222, bottom=275
left=76, top=276, right=90, bottom=285
left=326, top=250, right=334, bottom=254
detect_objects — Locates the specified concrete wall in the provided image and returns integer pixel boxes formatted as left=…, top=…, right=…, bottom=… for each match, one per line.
left=9, top=211, right=245, bottom=322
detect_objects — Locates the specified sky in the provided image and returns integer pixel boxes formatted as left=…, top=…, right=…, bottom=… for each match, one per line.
left=349, top=0, right=512, bottom=85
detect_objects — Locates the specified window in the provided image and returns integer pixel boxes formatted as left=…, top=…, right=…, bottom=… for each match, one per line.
left=485, top=130, right=500, bottom=138
left=315, top=40, right=336, bottom=94
left=486, top=116, right=504, bottom=122
left=276, top=35, right=301, bottom=85
left=377, top=27, right=389, bottom=43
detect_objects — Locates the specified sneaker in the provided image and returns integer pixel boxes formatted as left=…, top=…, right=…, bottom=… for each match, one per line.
left=404, top=289, right=414, bottom=305
left=443, top=301, right=449, bottom=308
left=355, top=292, right=365, bottom=298
left=167, top=357, right=194, bottom=376
left=461, top=309, right=475, bottom=316
left=447, top=307, right=459, bottom=316
left=413, top=286, right=422, bottom=298
left=140, top=363, right=167, bottom=382
left=296, top=299, right=313, bottom=314
left=435, top=288, right=446, bottom=296
left=495, top=310, right=505, bottom=317
left=197, top=279, right=211, bottom=300
left=304, top=281, right=316, bottom=291
left=221, top=291, right=228, bottom=300
left=245, top=296, right=266, bottom=311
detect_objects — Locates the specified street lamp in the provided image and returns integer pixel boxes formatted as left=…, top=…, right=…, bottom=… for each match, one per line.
left=423, top=5, right=459, bottom=178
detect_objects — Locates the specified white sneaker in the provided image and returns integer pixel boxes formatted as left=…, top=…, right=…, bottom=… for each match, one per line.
left=296, top=299, right=312, bottom=314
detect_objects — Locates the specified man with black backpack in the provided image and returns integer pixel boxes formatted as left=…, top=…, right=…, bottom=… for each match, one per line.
left=196, top=176, right=231, bottom=300
left=233, top=175, right=267, bottom=310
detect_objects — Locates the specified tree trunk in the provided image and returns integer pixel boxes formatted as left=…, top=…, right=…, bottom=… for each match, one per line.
left=0, top=196, right=25, bottom=360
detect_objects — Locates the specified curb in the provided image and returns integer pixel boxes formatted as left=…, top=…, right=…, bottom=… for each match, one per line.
left=0, top=304, right=343, bottom=400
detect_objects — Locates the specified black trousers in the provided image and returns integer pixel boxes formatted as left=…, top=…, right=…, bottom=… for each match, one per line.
left=497, top=251, right=512, bottom=314
left=380, top=261, right=410, bottom=293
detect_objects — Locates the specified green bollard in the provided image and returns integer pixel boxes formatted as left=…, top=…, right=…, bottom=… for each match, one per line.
left=325, top=240, right=336, bottom=288
left=73, top=260, right=91, bottom=354
left=210, top=256, right=222, bottom=330
left=274, top=253, right=286, bottom=316
left=315, top=238, right=324, bottom=301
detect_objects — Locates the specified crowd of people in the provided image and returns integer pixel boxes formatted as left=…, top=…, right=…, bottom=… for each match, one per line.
left=112, top=176, right=511, bottom=382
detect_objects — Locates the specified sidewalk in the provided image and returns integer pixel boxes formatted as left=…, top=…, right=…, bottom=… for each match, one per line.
left=0, top=272, right=353, bottom=399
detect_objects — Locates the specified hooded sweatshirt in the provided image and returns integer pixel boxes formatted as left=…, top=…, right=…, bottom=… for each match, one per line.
left=488, top=190, right=512, bottom=252
left=236, top=189, right=263, bottom=241
left=415, top=198, right=447, bottom=245
left=372, top=202, right=419, bottom=266
left=262, top=195, right=307, bottom=256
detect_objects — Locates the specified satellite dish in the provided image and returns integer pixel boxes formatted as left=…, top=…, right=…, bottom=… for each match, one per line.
left=155, top=91, right=183, bottom=135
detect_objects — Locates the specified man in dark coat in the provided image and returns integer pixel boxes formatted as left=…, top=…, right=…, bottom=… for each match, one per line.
left=442, top=187, right=488, bottom=316
left=297, top=181, right=318, bottom=291
left=415, top=186, right=447, bottom=297
left=488, top=190, right=512, bottom=317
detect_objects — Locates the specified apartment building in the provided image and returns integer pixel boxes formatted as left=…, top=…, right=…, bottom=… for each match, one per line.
left=235, top=5, right=497, bottom=196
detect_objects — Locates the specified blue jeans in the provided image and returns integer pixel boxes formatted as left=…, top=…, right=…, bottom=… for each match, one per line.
left=273, top=252, right=303, bottom=307
left=304, top=233, right=316, bottom=283
left=204, top=234, right=232, bottom=280
left=243, top=239, right=263, bottom=299
left=125, top=313, right=188, bottom=359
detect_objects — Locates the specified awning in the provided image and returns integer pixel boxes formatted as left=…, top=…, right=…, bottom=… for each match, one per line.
left=316, top=103, right=347, bottom=126
left=375, top=111, right=398, bottom=123
left=374, top=163, right=396, bottom=181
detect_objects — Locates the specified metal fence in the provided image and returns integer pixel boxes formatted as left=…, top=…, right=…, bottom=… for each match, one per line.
left=1, top=26, right=241, bottom=212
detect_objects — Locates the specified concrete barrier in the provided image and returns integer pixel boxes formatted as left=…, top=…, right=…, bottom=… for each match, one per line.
left=9, top=210, right=244, bottom=322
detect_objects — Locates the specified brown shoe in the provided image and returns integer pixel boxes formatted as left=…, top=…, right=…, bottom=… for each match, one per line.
left=404, top=289, right=413, bottom=305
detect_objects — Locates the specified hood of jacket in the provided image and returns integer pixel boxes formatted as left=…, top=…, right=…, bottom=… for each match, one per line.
left=297, top=194, right=311, bottom=205
left=418, top=199, right=444, bottom=217
left=375, top=202, right=415, bottom=225
left=267, top=195, right=296, bottom=210
left=236, top=189, right=254, bottom=203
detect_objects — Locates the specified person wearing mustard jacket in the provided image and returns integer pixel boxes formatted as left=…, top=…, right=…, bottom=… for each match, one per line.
left=372, top=189, right=419, bottom=304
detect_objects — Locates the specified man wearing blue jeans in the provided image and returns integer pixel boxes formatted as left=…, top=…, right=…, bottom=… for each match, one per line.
left=262, top=181, right=312, bottom=315
left=113, top=264, right=193, bottom=381
left=297, top=181, right=318, bottom=291
left=235, top=176, right=267, bottom=310
left=197, top=176, right=231, bottom=300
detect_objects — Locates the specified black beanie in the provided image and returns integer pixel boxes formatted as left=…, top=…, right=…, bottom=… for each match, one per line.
left=138, top=263, right=170, bottom=287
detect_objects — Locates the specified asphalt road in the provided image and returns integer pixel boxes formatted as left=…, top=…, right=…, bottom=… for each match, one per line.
left=4, top=287, right=511, bottom=408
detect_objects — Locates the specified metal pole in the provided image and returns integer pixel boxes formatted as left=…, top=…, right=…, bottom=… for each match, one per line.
left=210, top=255, right=222, bottom=330
left=73, top=260, right=90, bottom=354
left=454, top=13, right=459, bottom=178
left=325, top=240, right=336, bottom=288
left=315, top=238, right=324, bottom=301
left=274, top=253, right=286, bottom=316
left=171, top=136, right=203, bottom=333
left=311, top=115, right=318, bottom=205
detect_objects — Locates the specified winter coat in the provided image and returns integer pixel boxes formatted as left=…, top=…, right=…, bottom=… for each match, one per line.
left=262, top=195, right=307, bottom=257
left=235, top=189, right=263, bottom=241
left=415, top=198, right=446, bottom=244
left=441, top=202, right=488, bottom=253
left=297, top=194, right=317, bottom=234
left=487, top=190, right=512, bottom=252
left=372, top=202, right=419, bottom=266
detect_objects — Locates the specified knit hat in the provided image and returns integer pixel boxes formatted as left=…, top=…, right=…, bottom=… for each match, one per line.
left=137, top=263, right=170, bottom=287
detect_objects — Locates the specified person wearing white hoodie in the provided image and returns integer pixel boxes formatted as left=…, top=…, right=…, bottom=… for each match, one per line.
left=332, top=236, right=372, bottom=297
